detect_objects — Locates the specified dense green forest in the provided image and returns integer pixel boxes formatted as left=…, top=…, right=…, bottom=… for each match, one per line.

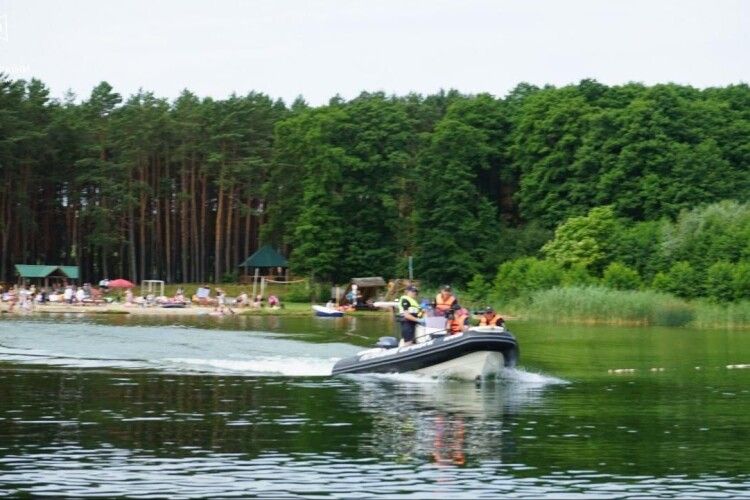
left=1, top=75, right=749, bottom=302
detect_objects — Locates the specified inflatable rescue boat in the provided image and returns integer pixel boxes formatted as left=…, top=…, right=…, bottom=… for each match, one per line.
left=331, top=323, right=519, bottom=381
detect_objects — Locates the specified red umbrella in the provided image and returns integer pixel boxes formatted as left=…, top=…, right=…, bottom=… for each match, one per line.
left=107, top=278, right=135, bottom=288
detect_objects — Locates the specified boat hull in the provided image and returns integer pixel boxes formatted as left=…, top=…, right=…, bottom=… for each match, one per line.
left=312, top=305, right=344, bottom=317
left=332, top=330, right=519, bottom=381
left=413, top=351, right=504, bottom=380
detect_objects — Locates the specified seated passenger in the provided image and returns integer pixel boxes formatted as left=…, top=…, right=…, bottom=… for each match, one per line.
left=445, top=303, right=469, bottom=335
left=478, top=306, right=504, bottom=327
left=434, top=285, right=456, bottom=316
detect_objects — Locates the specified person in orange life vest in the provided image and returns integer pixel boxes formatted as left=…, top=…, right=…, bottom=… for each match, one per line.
left=445, top=302, right=469, bottom=335
left=433, top=284, right=456, bottom=316
left=478, top=306, right=504, bottom=327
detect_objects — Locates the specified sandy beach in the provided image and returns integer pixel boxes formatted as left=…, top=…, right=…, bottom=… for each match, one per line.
left=1, top=303, right=213, bottom=316
left=0, top=302, right=389, bottom=318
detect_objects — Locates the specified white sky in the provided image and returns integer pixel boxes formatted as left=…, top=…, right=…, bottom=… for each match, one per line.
left=0, top=0, right=747, bottom=105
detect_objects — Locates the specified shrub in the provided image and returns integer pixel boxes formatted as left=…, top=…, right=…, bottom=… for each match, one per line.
left=562, top=263, right=597, bottom=287
left=602, top=262, right=642, bottom=290
left=733, top=262, right=750, bottom=301
left=705, top=261, right=736, bottom=302
left=465, top=273, right=491, bottom=304
left=492, top=257, right=537, bottom=302
left=491, top=257, right=564, bottom=302
left=652, top=261, right=703, bottom=299
left=282, top=282, right=314, bottom=303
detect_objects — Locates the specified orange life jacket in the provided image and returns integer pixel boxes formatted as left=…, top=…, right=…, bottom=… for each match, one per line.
left=447, top=313, right=467, bottom=334
left=435, top=293, right=456, bottom=313
left=479, top=314, right=504, bottom=327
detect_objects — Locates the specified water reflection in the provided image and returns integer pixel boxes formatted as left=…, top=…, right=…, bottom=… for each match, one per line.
left=350, top=375, right=556, bottom=467
left=2, top=316, right=750, bottom=497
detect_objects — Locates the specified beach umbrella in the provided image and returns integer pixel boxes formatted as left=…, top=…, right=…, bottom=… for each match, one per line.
left=108, top=278, right=135, bottom=288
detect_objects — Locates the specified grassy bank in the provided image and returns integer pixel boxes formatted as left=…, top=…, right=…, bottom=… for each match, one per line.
left=499, top=286, right=750, bottom=329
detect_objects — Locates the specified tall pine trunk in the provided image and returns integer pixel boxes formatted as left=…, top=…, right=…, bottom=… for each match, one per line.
left=180, top=161, right=189, bottom=283
left=214, top=174, right=224, bottom=284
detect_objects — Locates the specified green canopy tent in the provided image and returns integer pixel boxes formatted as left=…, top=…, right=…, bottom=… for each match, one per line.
left=14, top=264, right=79, bottom=287
left=238, top=245, right=289, bottom=283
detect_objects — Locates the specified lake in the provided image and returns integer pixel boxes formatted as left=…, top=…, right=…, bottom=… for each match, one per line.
left=0, top=313, right=749, bottom=497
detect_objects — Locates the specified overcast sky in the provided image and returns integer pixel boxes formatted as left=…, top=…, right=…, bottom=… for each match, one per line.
left=0, top=0, right=747, bottom=105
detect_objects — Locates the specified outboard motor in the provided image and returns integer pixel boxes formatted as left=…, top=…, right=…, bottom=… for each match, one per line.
left=376, top=336, right=399, bottom=349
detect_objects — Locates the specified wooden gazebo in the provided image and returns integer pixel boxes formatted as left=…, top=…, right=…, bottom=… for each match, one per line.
left=14, top=264, right=79, bottom=287
left=238, top=244, right=289, bottom=283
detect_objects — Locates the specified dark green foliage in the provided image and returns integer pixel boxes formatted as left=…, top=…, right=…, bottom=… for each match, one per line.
left=652, top=261, right=704, bottom=299
left=602, top=262, right=642, bottom=291
left=562, top=264, right=596, bottom=287
left=612, top=220, right=665, bottom=281
left=3, top=76, right=750, bottom=298
left=465, top=273, right=491, bottom=304
left=491, top=257, right=564, bottom=302
left=733, top=262, right=750, bottom=301
left=704, top=261, right=736, bottom=303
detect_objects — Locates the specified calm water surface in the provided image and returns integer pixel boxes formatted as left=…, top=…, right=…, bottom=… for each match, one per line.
left=0, top=313, right=749, bottom=498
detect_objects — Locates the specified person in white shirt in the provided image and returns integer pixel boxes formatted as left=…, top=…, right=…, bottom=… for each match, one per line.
left=63, top=286, right=74, bottom=304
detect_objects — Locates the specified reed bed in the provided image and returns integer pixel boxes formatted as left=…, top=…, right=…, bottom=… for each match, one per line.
left=521, top=286, right=695, bottom=327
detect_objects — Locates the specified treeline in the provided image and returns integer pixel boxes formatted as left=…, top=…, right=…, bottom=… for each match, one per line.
left=0, top=78, right=286, bottom=283
left=471, top=202, right=750, bottom=305
left=1, top=76, right=749, bottom=288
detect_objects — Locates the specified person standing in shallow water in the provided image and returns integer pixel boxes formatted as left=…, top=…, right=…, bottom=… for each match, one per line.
left=397, top=285, right=423, bottom=346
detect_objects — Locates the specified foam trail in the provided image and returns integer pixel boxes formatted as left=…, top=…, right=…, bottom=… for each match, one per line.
left=499, top=367, right=569, bottom=386
left=343, top=367, right=568, bottom=386
left=164, top=357, right=337, bottom=376
left=0, top=320, right=358, bottom=377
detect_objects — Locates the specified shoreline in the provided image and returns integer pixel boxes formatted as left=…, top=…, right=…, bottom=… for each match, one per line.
left=0, top=302, right=391, bottom=318
left=6, top=302, right=748, bottom=330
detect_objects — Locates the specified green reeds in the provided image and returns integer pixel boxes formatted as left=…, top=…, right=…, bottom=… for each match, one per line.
left=522, top=286, right=695, bottom=327
left=691, top=300, right=750, bottom=329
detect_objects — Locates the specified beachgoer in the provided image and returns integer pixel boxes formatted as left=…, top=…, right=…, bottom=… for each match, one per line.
left=75, top=287, right=85, bottom=304
left=215, top=288, right=235, bottom=314
left=6, top=287, right=17, bottom=312
left=268, top=295, right=280, bottom=309
left=63, top=285, right=73, bottom=304
left=397, top=285, right=423, bottom=346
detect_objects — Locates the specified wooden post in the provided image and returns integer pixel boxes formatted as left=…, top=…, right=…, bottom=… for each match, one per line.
left=251, top=267, right=259, bottom=298
left=260, top=276, right=266, bottom=299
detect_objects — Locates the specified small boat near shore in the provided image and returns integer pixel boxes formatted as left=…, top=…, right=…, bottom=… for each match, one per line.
left=332, top=326, right=519, bottom=381
left=312, top=305, right=344, bottom=317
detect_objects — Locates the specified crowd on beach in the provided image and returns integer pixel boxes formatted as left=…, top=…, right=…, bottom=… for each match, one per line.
left=191, top=285, right=282, bottom=315
left=1, top=282, right=282, bottom=315
left=0, top=282, right=108, bottom=312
